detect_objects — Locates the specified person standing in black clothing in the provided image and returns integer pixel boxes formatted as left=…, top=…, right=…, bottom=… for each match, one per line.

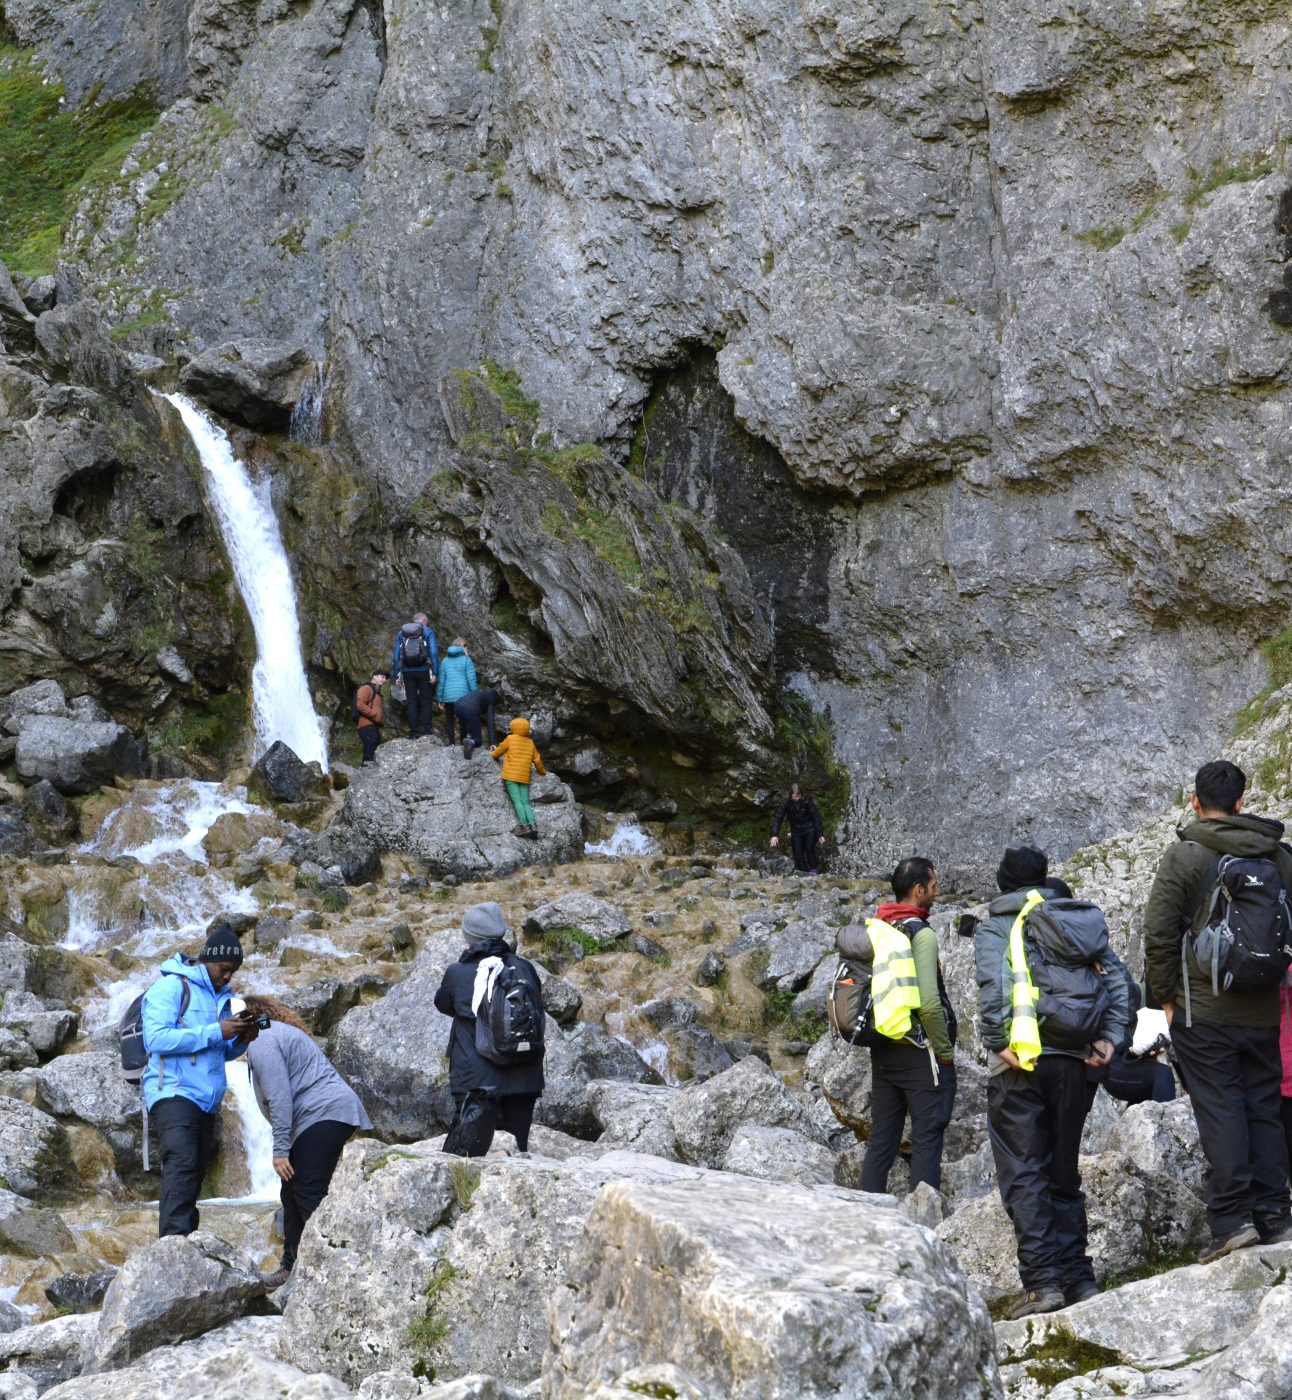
left=392, top=612, right=438, bottom=740
left=1144, top=759, right=1292, bottom=1262
left=858, top=857, right=958, bottom=1194
left=433, top=902, right=545, bottom=1156
left=455, top=687, right=501, bottom=759
left=770, top=782, right=825, bottom=873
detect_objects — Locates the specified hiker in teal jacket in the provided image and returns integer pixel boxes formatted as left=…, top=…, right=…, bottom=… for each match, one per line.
left=436, top=640, right=478, bottom=745
left=141, top=925, right=258, bottom=1236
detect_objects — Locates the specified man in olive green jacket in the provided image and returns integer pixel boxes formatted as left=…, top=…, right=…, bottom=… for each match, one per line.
left=1144, top=759, right=1292, bottom=1262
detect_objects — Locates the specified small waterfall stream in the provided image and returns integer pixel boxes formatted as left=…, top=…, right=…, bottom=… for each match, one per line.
left=162, top=392, right=328, bottom=770
left=289, top=363, right=326, bottom=446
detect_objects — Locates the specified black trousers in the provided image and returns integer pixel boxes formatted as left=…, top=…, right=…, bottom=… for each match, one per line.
left=860, top=1043, right=956, bottom=1193
left=1282, top=1098, right=1292, bottom=1189
left=281, top=1119, right=355, bottom=1271
left=444, top=1091, right=537, bottom=1157
left=455, top=703, right=496, bottom=750
left=442, top=702, right=460, bottom=744
left=789, top=829, right=817, bottom=872
left=403, top=670, right=434, bottom=737
left=151, top=1096, right=218, bottom=1238
left=988, top=1055, right=1094, bottom=1294
left=358, top=725, right=381, bottom=764
left=1172, top=1018, right=1290, bottom=1236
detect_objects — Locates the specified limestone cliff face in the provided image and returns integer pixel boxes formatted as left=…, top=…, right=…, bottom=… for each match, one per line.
left=8, top=0, right=1292, bottom=875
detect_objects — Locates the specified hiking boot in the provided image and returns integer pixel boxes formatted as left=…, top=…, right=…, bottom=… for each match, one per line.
left=1008, top=1288, right=1065, bottom=1320
left=1198, top=1224, right=1260, bottom=1264
left=522, top=824, right=539, bottom=840
left=1064, top=1281, right=1099, bottom=1306
left=262, top=1267, right=291, bottom=1291
left=512, top=823, right=529, bottom=837
left=1257, top=1218, right=1292, bottom=1246
left=462, top=737, right=475, bottom=759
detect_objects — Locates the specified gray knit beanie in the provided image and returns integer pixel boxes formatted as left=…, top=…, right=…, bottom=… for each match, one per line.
left=462, top=901, right=508, bottom=944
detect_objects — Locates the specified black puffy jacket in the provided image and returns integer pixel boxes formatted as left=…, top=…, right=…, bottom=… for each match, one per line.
left=433, top=938, right=546, bottom=1096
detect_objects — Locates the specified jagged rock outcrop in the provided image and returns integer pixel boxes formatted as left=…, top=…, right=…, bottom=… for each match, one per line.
left=336, top=739, right=584, bottom=878
left=10, top=0, right=1291, bottom=871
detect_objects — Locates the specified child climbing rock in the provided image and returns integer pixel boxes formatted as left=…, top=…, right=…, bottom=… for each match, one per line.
left=492, top=716, right=546, bottom=840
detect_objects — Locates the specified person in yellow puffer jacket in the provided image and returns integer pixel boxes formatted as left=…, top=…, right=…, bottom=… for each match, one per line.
left=492, top=716, right=547, bottom=840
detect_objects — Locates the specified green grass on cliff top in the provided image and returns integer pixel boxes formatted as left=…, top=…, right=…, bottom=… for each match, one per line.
left=0, top=45, right=157, bottom=279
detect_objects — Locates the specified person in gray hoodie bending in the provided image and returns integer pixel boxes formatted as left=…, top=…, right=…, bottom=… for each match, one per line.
left=240, top=996, right=371, bottom=1289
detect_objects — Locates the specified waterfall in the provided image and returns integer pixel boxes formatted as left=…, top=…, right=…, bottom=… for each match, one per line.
left=162, top=393, right=328, bottom=770
left=223, top=1061, right=281, bottom=1202
left=289, top=363, right=326, bottom=446
left=585, top=814, right=659, bottom=857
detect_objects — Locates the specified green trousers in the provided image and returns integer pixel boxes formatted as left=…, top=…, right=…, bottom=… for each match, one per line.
left=505, top=780, right=535, bottom=825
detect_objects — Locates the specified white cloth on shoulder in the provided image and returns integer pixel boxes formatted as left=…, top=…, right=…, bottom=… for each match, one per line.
left=471, top=957, right=505, bottom=1016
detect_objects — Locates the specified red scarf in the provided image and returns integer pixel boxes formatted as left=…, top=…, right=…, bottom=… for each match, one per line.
left=875, top=902, right=930, bottom=926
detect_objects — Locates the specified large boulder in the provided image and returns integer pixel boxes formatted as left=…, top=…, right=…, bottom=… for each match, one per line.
left=759, top=917, right=836, bottom=992
left=993, top=1242, right=1292, bottom=1380
left=0, top=1096, right=72, bottom=1198
left=1, top=992, right=78, bottom=1060
left=0, top=1315, right=96, bottom=1393
left=536, top=1022, right=660, bottom=1139
left=43, top=1269, right=117, bottom=1315
left=668, top=1055, right=823, bottom=1168
left=522, top=894, right=631, bottom=947
left=248, top=741, right=329, bottom=806
left=35, top=1051, right=144, bottom=1171
left=14, top=717, right=145, bottom=795
left=40, top=1318, right=335, bottom=1400
left=802, top=1035, right=872, bottom=1137
left=178, top=339, right=316, bottom=432
left=336, top=741, right=583, bottom=878
left=328, top=931, right=464, bottom=1141
left=542, top=1174, right=1000, bottom=1399
left=587, top=1081, right=679, bottom=1159
left=0, top=1188, right=73, bottom=1257
left=86, top=1230, right=265, bottom=1372
left=279, top=1141, right=706, bottom=1389
left=721, top=1124, right=837, bottom=1187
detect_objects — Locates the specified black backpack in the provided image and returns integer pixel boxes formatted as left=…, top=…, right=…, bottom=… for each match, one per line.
left=401, top=622, right=428, bottom=667
left=1019, top=898, right=1112, bottom=1051
left=1184, top=852, right=1292, bottom=999
left=119, top=971, right=191, bottom=1085
left=475, top=961, right=545, bottom=1065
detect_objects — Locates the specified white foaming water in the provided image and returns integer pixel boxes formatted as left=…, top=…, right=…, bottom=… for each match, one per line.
left=278, top=931, right=356, bottom=959
left=584, top=815, right=658, bottom=858
left=162, top=392, right=327, bottom=770
left=221, top=1060, right=280, bottom=1202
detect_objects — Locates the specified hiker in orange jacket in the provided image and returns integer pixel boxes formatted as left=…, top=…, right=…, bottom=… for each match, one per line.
left=492, top=717, right=546, bottom=840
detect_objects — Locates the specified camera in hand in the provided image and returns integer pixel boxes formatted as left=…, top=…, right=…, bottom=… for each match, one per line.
left=252, top=1013, right=271, bottom=1030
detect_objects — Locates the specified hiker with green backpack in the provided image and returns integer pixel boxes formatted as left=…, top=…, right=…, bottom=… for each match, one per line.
left=975, top=845, right=1132, bottom=1318
left=835, top=857, right=958, bottom=1195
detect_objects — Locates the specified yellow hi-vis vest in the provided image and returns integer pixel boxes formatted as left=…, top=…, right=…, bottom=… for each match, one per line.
left=865, top=918, right=922, bottom=1040
left=1007, top=890, right=1045, bottom=1071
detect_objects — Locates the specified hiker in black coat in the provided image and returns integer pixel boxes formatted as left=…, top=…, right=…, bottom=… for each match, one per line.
left=433, top=901, right=544, bottom=1156
left=770, top=782, right=825, bottom=873
left=455, top=686, right=501, bottom=759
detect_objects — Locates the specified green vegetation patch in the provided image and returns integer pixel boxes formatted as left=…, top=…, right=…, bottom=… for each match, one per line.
left=1073, top=225, right=1125, bottom=251
left=1233, top=627, right=1292, bottom=736
left=0, top=45, right=158, bottom=278
left=408, top=1260, right=460, bottom=1365
left=1184, top=150, right=1277, bottom=208
left=448, top=1159, right=480, bottom=1210
left=538, top=925, right=606, bottom=959
left=1018, top=1332, right=1122, bottom=1389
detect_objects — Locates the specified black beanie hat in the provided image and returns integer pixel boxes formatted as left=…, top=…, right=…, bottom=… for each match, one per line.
left=996, top=845, right=1048, bottom=894
left=199, top=921, right=244, bottom=966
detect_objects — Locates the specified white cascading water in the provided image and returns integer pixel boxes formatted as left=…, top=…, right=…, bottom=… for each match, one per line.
left=70, top=781, right=281, bottom=1198
left=585, top=814, right=659, bottom=858
left=161, top=392, right=328, bottom=770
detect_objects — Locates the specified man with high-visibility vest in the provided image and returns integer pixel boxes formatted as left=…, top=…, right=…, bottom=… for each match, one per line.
left=858, top=857, right=958, bottom=1194
left=975, top=845, right=1132, bottom=1319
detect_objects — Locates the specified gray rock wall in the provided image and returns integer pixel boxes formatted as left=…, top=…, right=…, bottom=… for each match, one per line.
left=17, top=0, right=1292, bottom=875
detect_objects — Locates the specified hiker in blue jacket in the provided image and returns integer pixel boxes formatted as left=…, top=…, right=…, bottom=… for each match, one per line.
left=141, top=924, right=259, bottom=1236
left=392, top=611, right=439, bottom=740
left=436, top=639, right=478, bottom=746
